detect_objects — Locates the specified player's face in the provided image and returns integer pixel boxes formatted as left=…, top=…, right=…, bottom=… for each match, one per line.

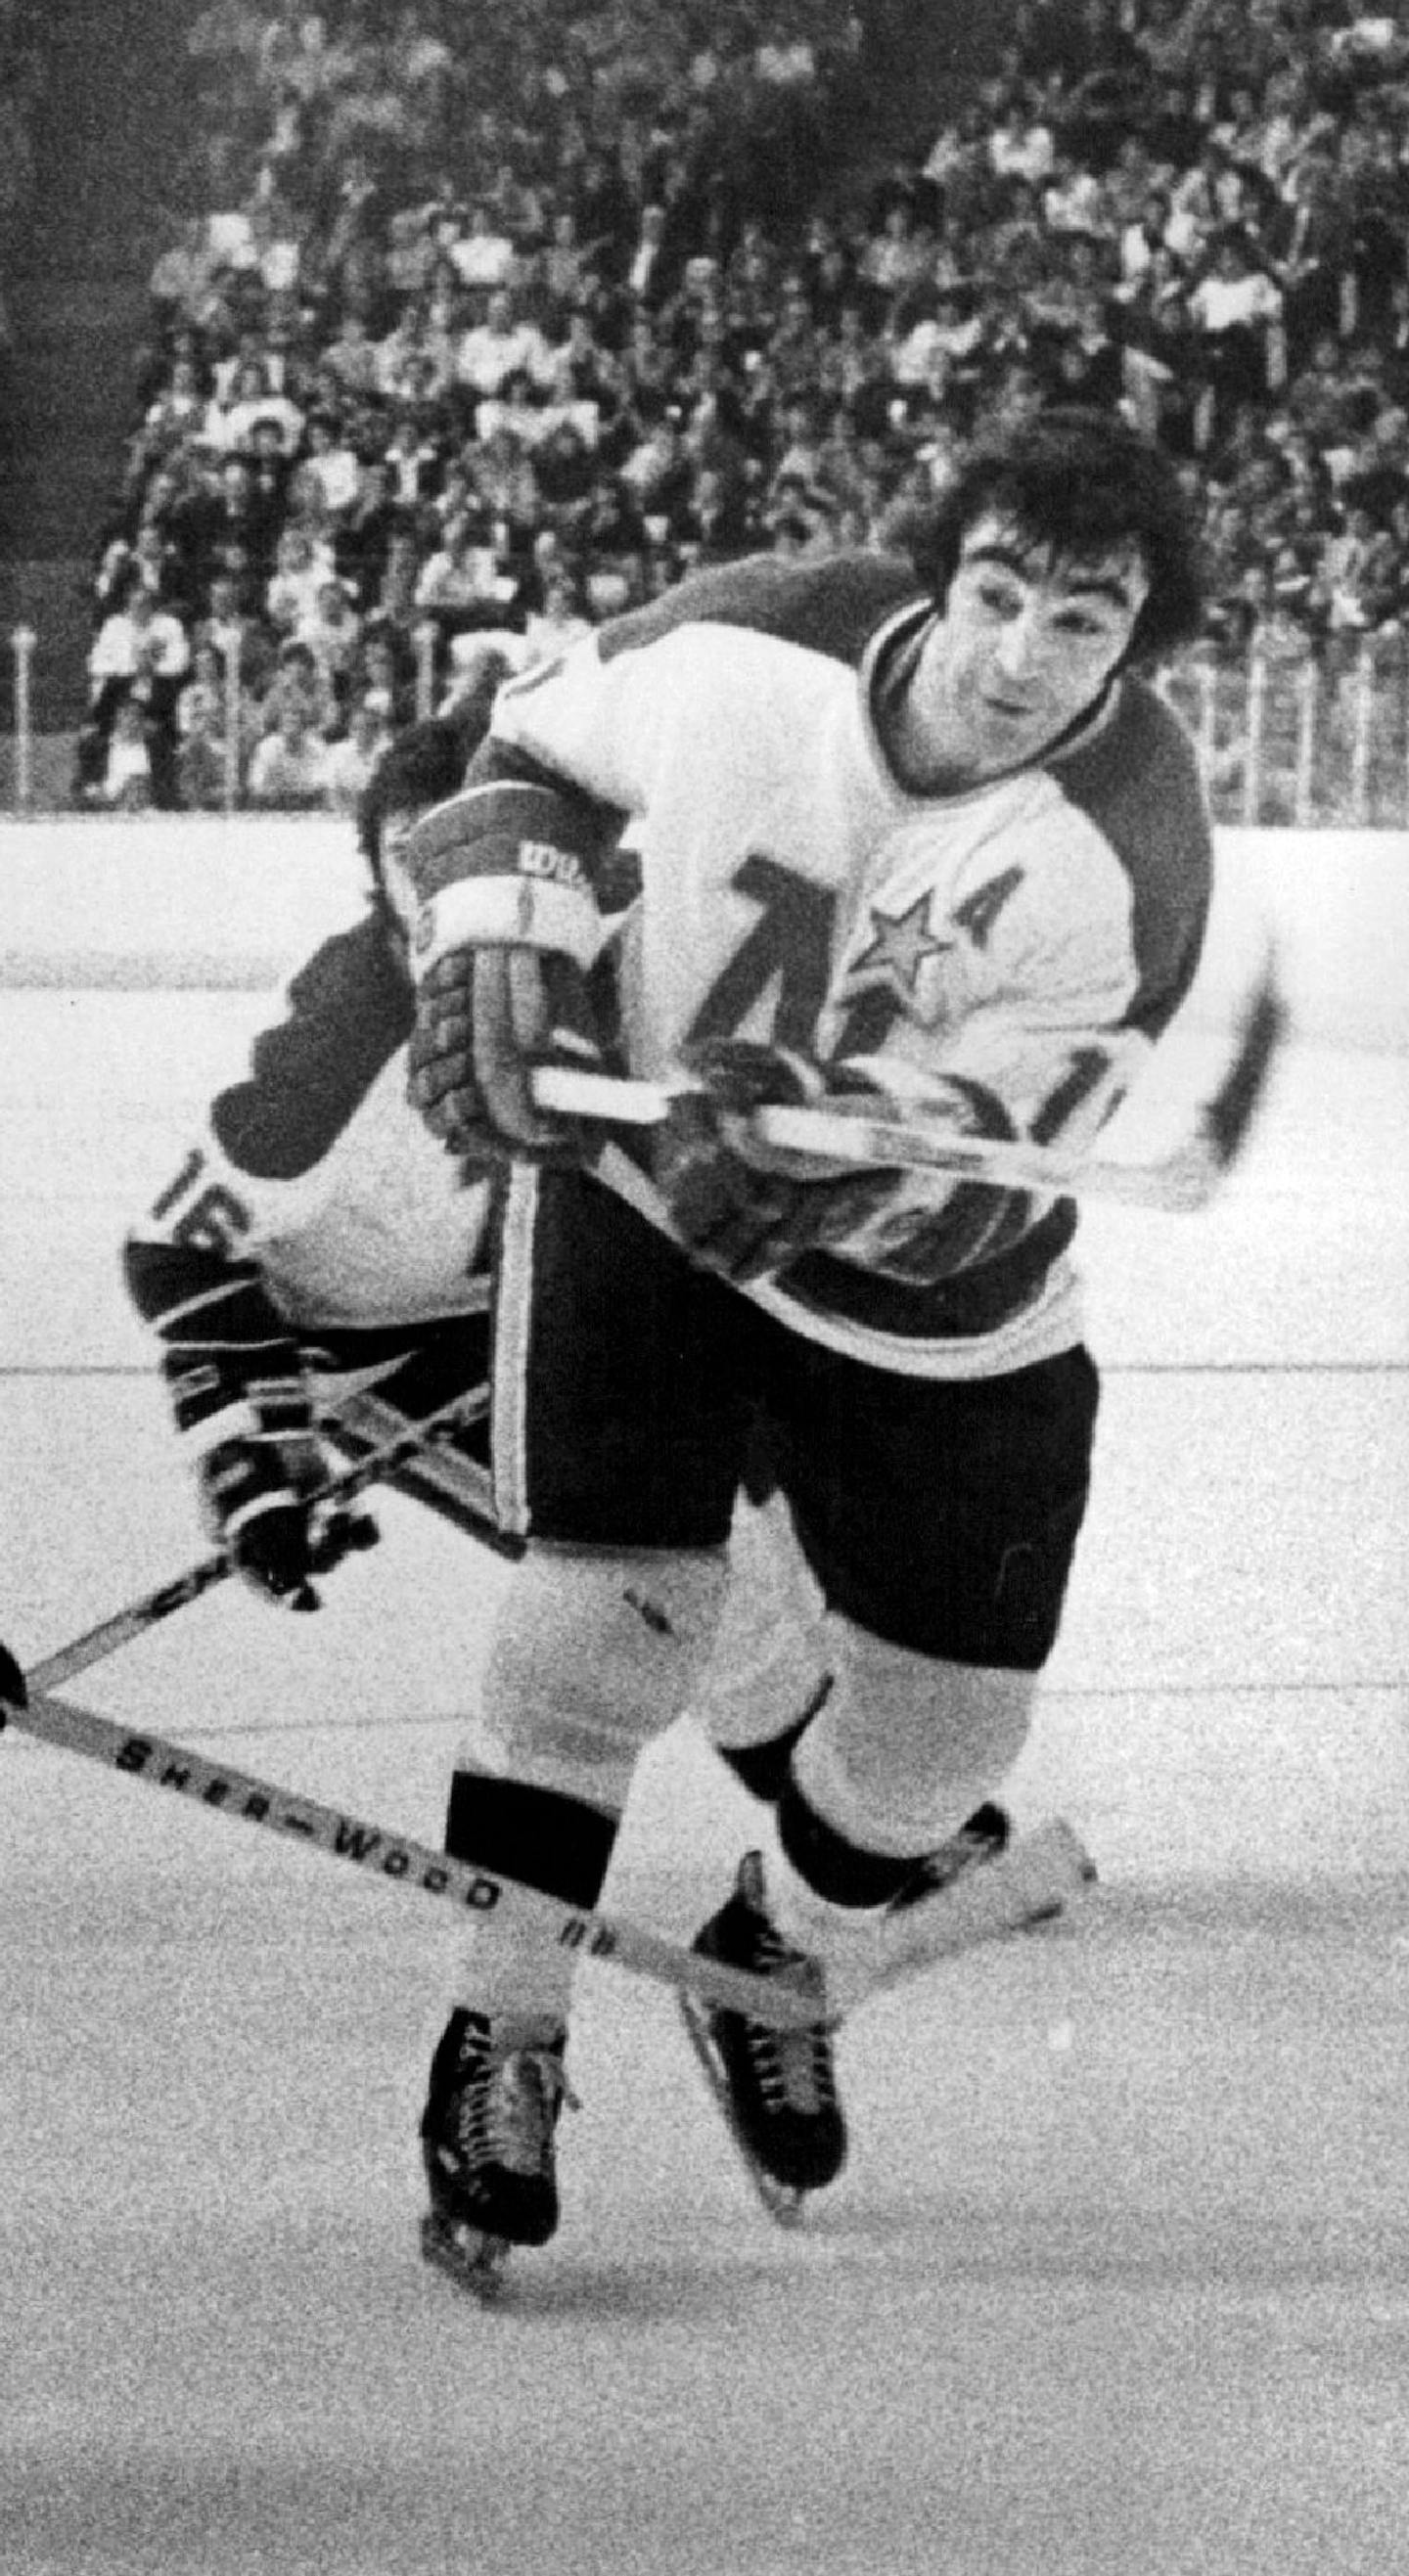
left=911, top=515, right=1150, bottom=787
left=379, top=804, right=418, bottom=881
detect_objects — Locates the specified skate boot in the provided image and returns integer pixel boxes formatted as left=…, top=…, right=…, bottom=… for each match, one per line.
left=419, top=2007, right=575, bottom=2297
left=683, top=1850, right=844, bottom=2224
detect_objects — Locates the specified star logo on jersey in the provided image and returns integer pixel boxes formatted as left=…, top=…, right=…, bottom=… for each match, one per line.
left=841, top=892, right=955, bottom=1020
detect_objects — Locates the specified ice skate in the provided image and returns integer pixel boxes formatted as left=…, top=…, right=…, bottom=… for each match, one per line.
left=684, top=1850, right=844, bottom=2224
left=419, top=2007, right=575, bottom=2297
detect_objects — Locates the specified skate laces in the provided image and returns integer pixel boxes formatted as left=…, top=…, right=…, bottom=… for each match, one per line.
left=748, top=2005, right=838, bottom=2118
left=741, top=1892, right=838, bottom=2118
left=452, top=2024, right=578, bottom=2178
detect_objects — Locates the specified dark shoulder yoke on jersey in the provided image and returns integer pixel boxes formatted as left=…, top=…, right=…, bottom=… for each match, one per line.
left=210, top=912, right=414, bottom=1182
left=1051, top=680, right=1213, bottom=1038
left=595, top=548, right=923, bottom=674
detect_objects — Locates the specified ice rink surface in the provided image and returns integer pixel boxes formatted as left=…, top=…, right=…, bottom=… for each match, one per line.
left=1, top=981, right=1406, bottom=2576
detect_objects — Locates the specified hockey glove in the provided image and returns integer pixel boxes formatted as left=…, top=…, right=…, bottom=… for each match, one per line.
left=129, top=1243, right=379, bottom=1612
left=655, top=1041, right=894, bottom=1285
left=196, top=1401, right=378, bottom=1612
left=403, top=779, right=613, bottom=1160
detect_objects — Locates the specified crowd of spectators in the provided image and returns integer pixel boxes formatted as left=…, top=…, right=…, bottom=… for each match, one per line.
left=0, top=0, right=47, bottom=357
left=75, top=0, right=1409, bottom=814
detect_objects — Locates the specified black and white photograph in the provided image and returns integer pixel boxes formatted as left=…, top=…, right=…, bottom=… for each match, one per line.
left=1, top=3, right=1405, bottom=2569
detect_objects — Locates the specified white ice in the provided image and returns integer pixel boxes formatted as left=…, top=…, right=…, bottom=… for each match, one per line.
left=1, top=984, right=1407, bottom=2576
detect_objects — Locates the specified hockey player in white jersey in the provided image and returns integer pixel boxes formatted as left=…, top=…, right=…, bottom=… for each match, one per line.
left=397, top=406, right=1216, bottom=2262
left=121, top=684, right=899, bottom=2276
left=123, top=686, right=510, bottom=1613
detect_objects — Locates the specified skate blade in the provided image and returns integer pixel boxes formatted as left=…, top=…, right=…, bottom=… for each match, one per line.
left=420, top=2210, right=513, bottom=2300
left=678, top=1996, right=806, bottom=2229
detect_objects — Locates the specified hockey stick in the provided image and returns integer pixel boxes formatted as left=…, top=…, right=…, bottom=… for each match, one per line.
left=0, top=1663, right=821, bottom=2032
left=532, top=951, right=1288, bottom=1215
left=27, top=1388, right=518, bottom=1696
left=847, top=1817, right=1097, bottom=2006
left=322, top=1382, right=516, bottom=1555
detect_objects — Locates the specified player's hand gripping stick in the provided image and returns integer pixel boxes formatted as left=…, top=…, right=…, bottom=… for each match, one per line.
left=24, top=1391, right=504, bottom=1696
left=532, top=951, right=1288, bottom=1217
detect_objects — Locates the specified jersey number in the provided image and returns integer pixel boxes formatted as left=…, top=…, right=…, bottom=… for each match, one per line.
left=151, top=1149, right=251, bottom=1255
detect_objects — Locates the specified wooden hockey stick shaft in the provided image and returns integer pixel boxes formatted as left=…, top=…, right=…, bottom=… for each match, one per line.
left=0, top=1677, right=820, bottom=2032
left=532, top=952, right=1288, bottom=1215
left=28, top=1388, right=513, bottom=1695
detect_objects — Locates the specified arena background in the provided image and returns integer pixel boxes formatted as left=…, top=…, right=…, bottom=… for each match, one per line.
left=1, top=7, right=1407, bottom=2569
left=9, top=0, right=1409, bottom=820
left=0, top=0, right=990, bottom=764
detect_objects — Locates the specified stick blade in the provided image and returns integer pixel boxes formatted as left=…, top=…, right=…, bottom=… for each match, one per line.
left=1201, top=948, right=1290, bottom=1170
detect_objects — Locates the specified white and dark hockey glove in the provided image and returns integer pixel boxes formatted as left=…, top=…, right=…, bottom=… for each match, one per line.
left=402, top=778, right=613, bottom=1160
left=195, top=1387, right=378, bottom=1614
left=128, top=1243, right=379, bottom=1612
left=655, top=1041, right=894, bottom=1285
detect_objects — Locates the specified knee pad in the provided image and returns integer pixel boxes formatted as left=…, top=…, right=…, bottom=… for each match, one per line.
left=462, top=1542, right=728, bottom=1813
left=692, top=1489, right=830, bottom=1752
left=791, top=1623, right=1038, bottom=1858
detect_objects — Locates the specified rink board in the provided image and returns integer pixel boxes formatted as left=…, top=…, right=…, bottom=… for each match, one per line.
left=5, top=812, right=1409, bottom=1051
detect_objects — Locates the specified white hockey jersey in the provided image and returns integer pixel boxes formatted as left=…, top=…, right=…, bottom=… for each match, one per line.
left=131, top=916, right=493, bottom=1335
left=125, top=914, right=503, bottom=1536
left=475, top=550, right=1214, bottom=1378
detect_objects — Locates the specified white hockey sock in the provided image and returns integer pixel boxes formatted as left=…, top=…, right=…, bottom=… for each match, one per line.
left=447, top=1542, right=728, bottom=2028
left=788, top=1636, right=1037, bottom=1873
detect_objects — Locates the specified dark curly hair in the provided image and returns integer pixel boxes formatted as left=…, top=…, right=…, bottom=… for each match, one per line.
left=908, top=407, right=1205, bottom=668
left=356, top=647, right=514, bottom=910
